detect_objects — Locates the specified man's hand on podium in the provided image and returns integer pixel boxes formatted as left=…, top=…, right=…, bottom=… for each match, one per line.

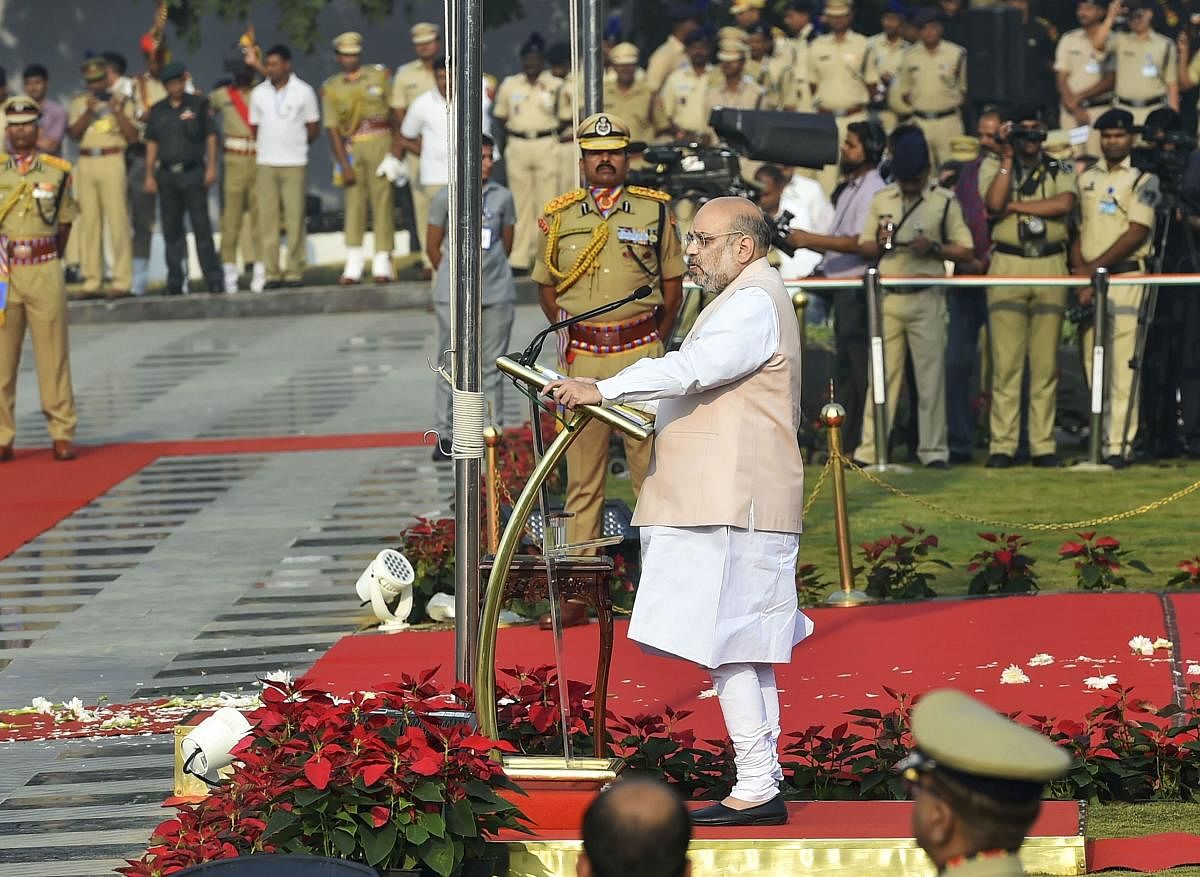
left=542, top=378, right=602, bottom=410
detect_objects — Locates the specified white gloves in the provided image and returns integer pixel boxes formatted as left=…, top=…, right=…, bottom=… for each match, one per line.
left=376, top=153, right=409, bottom=185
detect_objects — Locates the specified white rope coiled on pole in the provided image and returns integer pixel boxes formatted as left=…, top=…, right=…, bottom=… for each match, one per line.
left=451, top=387, right=487, bottom=459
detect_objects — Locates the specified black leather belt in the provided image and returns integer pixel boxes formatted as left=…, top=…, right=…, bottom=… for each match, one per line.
left=993, top=241, right=1067, bottom=258
left=160, top=160, right=202, bottom=174
left=1115, top=95, right=1166, bottom=108
left=1107, top=259, right=1145, bottom=274
left=507, top=128, right=557, bottom=140
left=914, top=108, right=959, bottom=119
left=1079, top=94, right=1113, bottom=108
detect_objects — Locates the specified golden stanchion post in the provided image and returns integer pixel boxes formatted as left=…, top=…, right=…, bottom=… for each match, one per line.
left=821, top=400, right=874, bottom=607
left=483, top=425, right=502, bottom=555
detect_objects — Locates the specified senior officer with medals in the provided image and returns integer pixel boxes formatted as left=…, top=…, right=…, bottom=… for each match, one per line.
left=903, top=689, right=1070, bottom=876
left=544, top=197, right=811, bottom=827
left=323, top=32, right=399, bottom=285
left=531, top=112, right=684, bottom=628
left=0, top=97, right=79, bottom=462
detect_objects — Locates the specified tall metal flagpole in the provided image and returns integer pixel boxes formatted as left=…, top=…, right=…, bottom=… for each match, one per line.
left=578, top=0, right=605, bottom=114
left=449, top=0, right=484, bottom=685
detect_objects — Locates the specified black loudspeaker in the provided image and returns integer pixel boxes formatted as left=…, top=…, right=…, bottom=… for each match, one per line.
left=709, top=108, right=839, bottom=169
left=966, top=6, right=1027, bottom=105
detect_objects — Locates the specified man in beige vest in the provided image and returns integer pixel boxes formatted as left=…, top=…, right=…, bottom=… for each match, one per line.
left=544, top=198, right=811, bottom=828
left=897, top=8, right=967, bottom=171
left=549, top=195, right=811, bottom=825
left=390, top=22, right=440, bottom=274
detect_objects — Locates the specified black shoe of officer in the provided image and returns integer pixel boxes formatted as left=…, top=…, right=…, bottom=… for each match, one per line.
left=1103, top=455, right=1129, bottom=470
left=985, top=453, right=1013, bottom=469
left=924, top=459, right=949, bottom=470
left=1032, top=454, right=1063, bottom=468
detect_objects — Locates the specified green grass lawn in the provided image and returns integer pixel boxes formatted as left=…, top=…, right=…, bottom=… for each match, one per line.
left=608, top=459, right=1200, bottom=598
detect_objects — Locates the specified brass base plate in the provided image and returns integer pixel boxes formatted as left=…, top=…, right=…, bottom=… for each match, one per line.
left=502, top=755, right=623, bottom=785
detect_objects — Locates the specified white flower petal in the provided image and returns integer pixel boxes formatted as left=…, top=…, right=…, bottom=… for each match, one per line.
left=1152, top=638, right=1173, bottom=651
left=1028, top=654, right=1054, bottom=667
left=1129, top=635, right=1154, bottom=656
left=1000, top=664, right=1030, bottom=685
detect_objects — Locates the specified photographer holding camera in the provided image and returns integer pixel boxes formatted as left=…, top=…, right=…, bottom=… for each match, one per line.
left=979, top=109, right=1078, bottom=469
left=1071, top=108, right=1160, bottom=468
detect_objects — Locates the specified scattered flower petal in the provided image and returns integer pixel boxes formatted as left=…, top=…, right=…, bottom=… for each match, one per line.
left=1000, top=665, right=1030, bottom=685
left=1028, top=654, right=1054, bottom=667
left=1085, top=675, right=1119, bottom=690
left=1152, top=637, right=1173, bottom=651
left=1128, top=635, right=1154, bottom=656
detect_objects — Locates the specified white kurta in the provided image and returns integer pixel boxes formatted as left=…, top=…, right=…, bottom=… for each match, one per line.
left=596, top=287, right=815, bottom=668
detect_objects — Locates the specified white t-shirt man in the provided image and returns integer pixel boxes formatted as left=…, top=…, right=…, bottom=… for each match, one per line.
left=400, top=87, right=494, bottom=187
left=249, top=74, right=321, bottom=167
left=777, top=175, right=834, bottom=279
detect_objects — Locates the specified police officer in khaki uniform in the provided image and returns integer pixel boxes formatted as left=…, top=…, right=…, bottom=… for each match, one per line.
left=323, top=32, right=397, bottom=285
left=531, top=113, right=684, bottom=624
left=898, top=8, right=967, bottom=171
left=1055, top=0, right=1115, bottom=155
left=808, top=1, right=875, bottom=193
left=66, top=57, right=138, bottom=296
left=705, top=39, right=765, bottom=138
left=979, top=110, right=1077, bottom=469
left=1094, top=0, right=1179, bottom=124
left=1072, top=108, right=1160, bottom=467
left=211, top=44, right=262, bottom=293
left=494, top=34, right=565, bottom=271
left=745, top=23, right=796, bottom=110
left=604, top=44, right=656, bottom=146
left=390, top=22, right=440, bottom=273
left=855, top=126, right=975, bottom=468
left=0, top=98, right=78, bottom=461
left=653, top=29, right=714, bottom=141
left=865, top=1, right=911, bottom=133
left=646, top=4, right=700, bottom=94
left=902, top=689, right=1070, bottom=877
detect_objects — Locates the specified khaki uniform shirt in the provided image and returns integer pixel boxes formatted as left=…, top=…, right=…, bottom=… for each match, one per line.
left=210, top=84, right=256, bottom=139
left=493, top=70, right=562, bottom=135
left=389, top=60, right=436, bottom=112
left=531, top=186, right=685, bottom=319
left=604, top=78, right=657, bottom=145
left=654, top=64, right=713, bottom=136
left=899, top=40, right=967, bottom=113
left=67, top=93, right=136, bottom=150
left=944, top=853, right=1026, bottom=877
left=705, top=74, right=765, bottom=120
left=858, top=183, right=972, bottom=276
left=1055, top=28, right=1112, bottom=102
left=646, top=35, right=687, bottom=93
left=865, top=34, right=910, bottom=105
left=977, top=154, right=1077, bottom=247
left=322, top=65, right=391, bottom=136
left=808, top=32, right=873, bottom=112
left=130, top=73, right=167, bottom=132
left=1112, top=30, right=1177, bottom=102
left=1077, top=156, right=1159, bottom=263
left=747, top=54, right=795, bottom=110
left=556, top=72, right=581, bottom=132
left=0, top=153, right=78, bottom=237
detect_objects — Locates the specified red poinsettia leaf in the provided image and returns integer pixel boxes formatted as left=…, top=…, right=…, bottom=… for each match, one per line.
left=359, top=761, right=391, bottom=786
left=527, top=703, right=558, bottom=733
left=304, top=756, right=333, bottom=790
left=410, top=755, right=443, bottom=776
left=1094, top=536, right=1120, bottom=549
left=1059, top=541, right=1084, bottom=556
left=995, top=550, right=1013, bottom=566
left=979, top=532, right=998, bottom=542
left=1079, top=531, right=1096, bottom=542
left=370, top=805, right=391, bottom=828
left=459, top=734, right=515, bottom=752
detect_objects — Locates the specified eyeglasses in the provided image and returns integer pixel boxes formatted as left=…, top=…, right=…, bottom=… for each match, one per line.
left=683, top=230, right=746, bottom=249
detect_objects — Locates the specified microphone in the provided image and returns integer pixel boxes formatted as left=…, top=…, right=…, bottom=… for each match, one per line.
left=517, top=285, right=653, bottom=366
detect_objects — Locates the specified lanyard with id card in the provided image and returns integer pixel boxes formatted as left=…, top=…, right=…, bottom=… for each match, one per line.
left=1099, top=186, right=1118, bottom=215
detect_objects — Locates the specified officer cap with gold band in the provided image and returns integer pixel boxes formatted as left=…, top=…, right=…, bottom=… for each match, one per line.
left=900, top=689, right=1070, bottom=803
left=410, top=22, right=440, bottom=45
left=949, top=136, right=980, bottom=162
left=576, top=112, right=633, bottom=152
left=609, top=42, right=639, bottom=66
left=3, top=97, right=40, bottom=125
left=717, top=38, right=749, bottom=62
left=332, top=32, right=364, bottom=55
left=81, top=57, right=108, bottom=83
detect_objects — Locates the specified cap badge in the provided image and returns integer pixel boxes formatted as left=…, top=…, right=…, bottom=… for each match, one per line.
left=595, top=116, right=612, bottom=136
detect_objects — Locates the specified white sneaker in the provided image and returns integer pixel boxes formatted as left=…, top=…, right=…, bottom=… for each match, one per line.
left=223, top=263, right=239, bottom=295
left=371, top=251, right=395, bottom=282
left=250, top=262, right=266, bottom=293
left=340, top=246, right=365, bottom=284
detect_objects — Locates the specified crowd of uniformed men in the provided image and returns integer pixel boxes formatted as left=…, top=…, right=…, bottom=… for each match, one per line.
left=2, top=0, right=1200, bottom=474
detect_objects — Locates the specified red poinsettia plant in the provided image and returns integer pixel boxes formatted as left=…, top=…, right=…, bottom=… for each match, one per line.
left=1166, top=556, right=1200, bottom=589
left=119, top=671, right=526, bottom=877
left=967, top=532, right=1039, bottom=595
left=1057, top=531, right=1151, bottom=591
left=859, top=523, right=950, bottom=600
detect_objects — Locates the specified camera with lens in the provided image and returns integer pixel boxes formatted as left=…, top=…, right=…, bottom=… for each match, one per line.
left=1019, top=215, right=1047, bottom=243
left=626, top=143, right=757, bottom=202
left=1132, top=130, right=1197, bottom=206
left=763, top=209, right=798, bottom=257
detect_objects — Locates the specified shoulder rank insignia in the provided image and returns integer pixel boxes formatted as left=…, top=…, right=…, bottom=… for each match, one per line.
left=41, top=154, right=71, bottom=173
left=627, top=185, right=671, bottom=203
left=543, top=188, right=586, bottom=215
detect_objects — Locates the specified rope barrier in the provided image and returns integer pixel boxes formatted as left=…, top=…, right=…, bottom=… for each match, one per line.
left=836, top=450, right=1200, bottom=531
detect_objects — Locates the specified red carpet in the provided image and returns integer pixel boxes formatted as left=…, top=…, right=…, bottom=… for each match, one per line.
left=304, top=593, right=1179, bottom=737
left=0, top=432, right=430, bottom=560
left=1088, top=834, right=1200, bottom=873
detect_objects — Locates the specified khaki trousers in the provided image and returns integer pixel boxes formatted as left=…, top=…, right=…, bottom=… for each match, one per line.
left=256, top=164, right=307, bottom=283
left=343, top=135, right=395, bottom=254
left=855, top=288, right=949, bottom=464
left=816, top=113, right=867, bottom=197
left=0, top=260, right=76, bottom=445
left=505, top=134, right=561, bottom=270
left=913, top=112, right=964, bottom=171
left=1082, top=280, right=1145, bottom=459
left=405, top=154, right=433, bottom=268
left=564, top=343, right=661, bottom=546
left=986, top=251, right=1067, bottom=457
left=219, top=153, right=258, bottom=264
left=76, top=153, right=132, bottom=292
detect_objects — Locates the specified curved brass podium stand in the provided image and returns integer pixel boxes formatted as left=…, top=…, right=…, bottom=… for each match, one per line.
left=475, top=356, right=652, bottom=771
